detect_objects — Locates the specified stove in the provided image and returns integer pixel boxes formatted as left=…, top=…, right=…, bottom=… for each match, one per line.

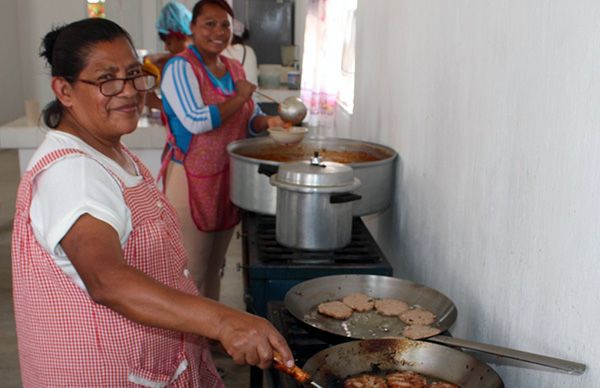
left=241, top=211, right=393, bottom=388
left=241, top=212, right=393, bottom=317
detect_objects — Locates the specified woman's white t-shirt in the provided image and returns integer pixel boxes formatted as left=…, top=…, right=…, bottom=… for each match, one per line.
left=28, top=130, right=143, bottom=290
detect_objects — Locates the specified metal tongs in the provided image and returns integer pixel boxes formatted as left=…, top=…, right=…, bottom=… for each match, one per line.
left=273, top=352, right=324, bottom=388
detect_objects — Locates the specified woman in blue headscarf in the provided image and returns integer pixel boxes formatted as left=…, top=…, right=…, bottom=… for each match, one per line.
left=144, top=1, right=194, bottom=109
left=156, top=1, right=194, bottom=58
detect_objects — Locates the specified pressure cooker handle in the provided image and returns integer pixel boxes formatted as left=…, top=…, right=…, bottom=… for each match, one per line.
left=258, top=163, right=279, bottom=177
left=330, top=193, right=362, bottom=204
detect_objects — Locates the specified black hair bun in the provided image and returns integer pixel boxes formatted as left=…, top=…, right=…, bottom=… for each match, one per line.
left=39, top=25, right=65, bottom=66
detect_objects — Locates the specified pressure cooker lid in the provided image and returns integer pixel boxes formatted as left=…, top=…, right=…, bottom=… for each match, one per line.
left=275, top=160, right=355, bottom=188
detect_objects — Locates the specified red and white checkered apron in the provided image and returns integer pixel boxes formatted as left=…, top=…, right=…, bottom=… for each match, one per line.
left=12, top=147, right=224, bottom=387
left=158, top=49, right=254, bottom=232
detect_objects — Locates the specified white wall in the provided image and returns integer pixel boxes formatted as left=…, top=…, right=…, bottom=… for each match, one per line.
left=0, top=0, right=81, bottom=125
left=0, top=0, right=24, bottom=124
left=352, top=0, right=600, bottom=386
left=10, top=0, right=165, bottom=115
left=105, top=0, right=167, bottom=53
left=15, top=0, right=85, bottom=110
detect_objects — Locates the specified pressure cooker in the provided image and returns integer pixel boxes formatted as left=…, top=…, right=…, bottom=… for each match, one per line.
left=270, top=153, right=361, bottom=250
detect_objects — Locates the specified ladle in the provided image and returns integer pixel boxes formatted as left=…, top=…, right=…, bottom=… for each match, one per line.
left=254, top=91, right=307, bottom=125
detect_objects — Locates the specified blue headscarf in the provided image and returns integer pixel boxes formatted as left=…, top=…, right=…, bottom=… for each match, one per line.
left=156, top=1, right=192, bottom=36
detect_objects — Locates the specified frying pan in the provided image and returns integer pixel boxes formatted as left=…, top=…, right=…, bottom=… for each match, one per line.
left=284, top=275, right=586, bottom=375
left=302, top=338, right=504, bottom=388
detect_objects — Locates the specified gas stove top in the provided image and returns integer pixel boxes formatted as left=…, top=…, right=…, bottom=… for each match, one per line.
left=241, top=212, right=393, bottom=317
left=245, top=212, right=387, bottom=265
left=241, top=211, right=394, bottom=387
left=243, top=213, right=387, bottom=266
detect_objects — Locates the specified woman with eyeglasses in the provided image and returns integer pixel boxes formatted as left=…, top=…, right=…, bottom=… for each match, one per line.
left=12, top=17, right=293, bottom=388
left=158, top=0, right=288, bottom=302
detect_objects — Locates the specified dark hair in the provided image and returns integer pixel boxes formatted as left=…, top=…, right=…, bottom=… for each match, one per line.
left=231, top=28, right=249, bottom=45
left=192, top=0, right=234, bottom=23
left=39, top=18, right=134, bottom=128
left=159, top=32, right=169, bottom=42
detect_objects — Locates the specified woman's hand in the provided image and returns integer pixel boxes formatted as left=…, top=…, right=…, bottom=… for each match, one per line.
left=266, top=116, right=292, bottom=129
left=234, top=80, right=256, bottom=101
left=217, top=80, right=256, bottom=121
left=217, top=308, right=294, bottom=369
left=251, top=115, right=292, bottom=133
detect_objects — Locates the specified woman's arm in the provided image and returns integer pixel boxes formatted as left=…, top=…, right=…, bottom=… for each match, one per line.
left=60, top=214, right=293, bottom=369
left=213, top=79, right=260, bottom=123
left=162, top=59, right=270, bottom=136
left=161, top=58, right=221, bottom=134
left=162, top=59, right=255, bottom=134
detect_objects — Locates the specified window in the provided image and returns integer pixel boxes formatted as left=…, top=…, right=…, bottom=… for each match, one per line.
left=87, top=0, right=106, bottom=18
left=339, top=7, right=356, bottom=113
left=301, top=0, right=357, bottom=129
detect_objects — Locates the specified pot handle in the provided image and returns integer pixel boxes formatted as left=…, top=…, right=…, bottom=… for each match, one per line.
left=427, top=335, right=586, bottom=375
left=330, top=193, right=362, bottom=204
left=258, top=164, right=279, bottom=177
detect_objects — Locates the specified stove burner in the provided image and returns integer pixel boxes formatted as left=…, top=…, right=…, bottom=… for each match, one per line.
left=248, top=213, right=384, bottom=264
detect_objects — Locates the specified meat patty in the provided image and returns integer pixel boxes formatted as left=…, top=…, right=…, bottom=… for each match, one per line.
left=399, top=308, right=436, bottom=325
left=343, top=374, right=387, bottom=388
left=386, top=371, right=427, bottom=388
left=373, top=299, right=410, bottom=316
left=428, top=382, right=459, bottom=388
left=317, top=301, right=354, bottom=320
left=402, top=324, right=442, bottom=340
left=342, top=293, right=374, bottom=312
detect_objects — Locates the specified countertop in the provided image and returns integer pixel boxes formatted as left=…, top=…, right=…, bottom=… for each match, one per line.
left=0, top=86, right=299, bottom=150
left=0, top=115, right=167, bottom=149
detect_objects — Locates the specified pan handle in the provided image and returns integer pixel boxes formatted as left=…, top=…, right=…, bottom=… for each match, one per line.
left=427, top=335, right=586, bottom=375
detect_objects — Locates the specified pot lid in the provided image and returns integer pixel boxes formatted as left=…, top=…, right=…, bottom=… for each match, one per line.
left=274, top=160, right=355, bottom=188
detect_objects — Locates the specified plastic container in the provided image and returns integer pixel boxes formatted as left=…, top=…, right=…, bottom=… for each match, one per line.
left=280, top=45, right=296, bottom=66
left=258, top=64, right=282, bottom=88
left=287, top=71, right=301, bottom=90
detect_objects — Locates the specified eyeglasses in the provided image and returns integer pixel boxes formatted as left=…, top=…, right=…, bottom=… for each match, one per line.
left=76, top=74, right=157, bottom=97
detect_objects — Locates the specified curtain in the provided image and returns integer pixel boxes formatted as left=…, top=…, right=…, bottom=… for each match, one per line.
left=301, top=0, right=357, bottom=137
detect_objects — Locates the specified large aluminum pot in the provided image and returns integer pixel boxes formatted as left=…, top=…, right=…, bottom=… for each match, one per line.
left=227, top=137, right=397, bottom=216
left=270, top=158, right=362, bottom=250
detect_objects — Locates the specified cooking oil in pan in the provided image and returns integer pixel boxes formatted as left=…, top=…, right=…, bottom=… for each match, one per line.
left=304, top=308, right=441, bottom=339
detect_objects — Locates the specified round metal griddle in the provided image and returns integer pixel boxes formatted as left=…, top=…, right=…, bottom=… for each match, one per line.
left=284, top=274, right=586, bottom=375
left=284, top=274, right=457, bottom=340
left=302, top=338, right=504, bottom=388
